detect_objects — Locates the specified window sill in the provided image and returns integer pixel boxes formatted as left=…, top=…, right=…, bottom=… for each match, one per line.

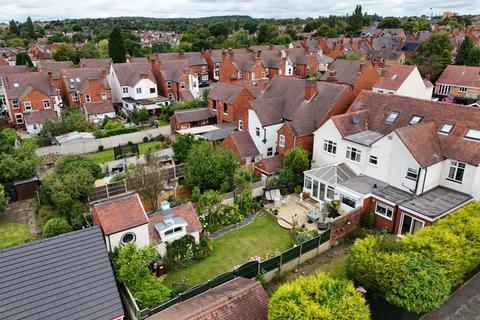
left=345, top=158, right=361, bottom=164
left=446, top=178, right=463, bottom=184
left=405, top=176, right=417, bottom=181
left=374, top=211, right=393, bottom=221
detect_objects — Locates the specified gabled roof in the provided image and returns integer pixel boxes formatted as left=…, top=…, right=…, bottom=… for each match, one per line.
left=0, top=227, right=124, bottom=320
left=92, top=193, right=148, bottom=235
left=374, top=65, right=416, bottom=91
left=436, top=65, right=480, bottom=88
left=148, top=203, right=202, bottom=244
left=37, top=60, right=74, bottom=80
left=319, top=60, right=369, bottom=86
left=0, top=65, right=29, bottom=76
left=153, top=52, right=207, bottom=66
left=112, top=62, right=156, bottom=87
left=251, top=77, right=351, bottom=127
left=147, top=277, right=268, bottom=320
left=173, top=107, right=215, bottom=124
left=61, top=67, right=110, bottom=93
left=4, top=72, right=57, bottom=100
left=254, top=154, right=284, bottom=175
left=304, top=163, right=357, bottom=185
left=225, top=131, right=260, bottom=159
left=332, top=91, right=480, bottom=166
left=208, top=83, right=246, bottom=103
left=160, top=59, right=189, bottom=82
left=84, top=101, right=115, bottom=115
left=284, top=119, right=316, bottom=137
left=80, top=58, right=112, bottom=71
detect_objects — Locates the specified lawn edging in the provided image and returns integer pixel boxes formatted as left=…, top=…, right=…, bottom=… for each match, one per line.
left=208, top=211, right=261, bottom=239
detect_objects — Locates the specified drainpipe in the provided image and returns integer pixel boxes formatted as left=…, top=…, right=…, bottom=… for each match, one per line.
left=414, top=167, right=421, bottom=194
left=421, top=167, right=428, bottom=195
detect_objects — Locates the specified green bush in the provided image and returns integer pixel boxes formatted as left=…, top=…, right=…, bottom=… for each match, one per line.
left=132, top=277, right=172, bottom=310
left=42, top=218, right=73, bottom=238
left=143, top=136, right=149, bottom=143
left=0, top=184, right=6, bottom=215
left=360, top=211, right=375, bottom=228
left=131, top=108, right=150, bottom=124
left=103, top=119, right=124, bottom=131
left=93, top=126, right=139, bottom=139
left=38, top=205, right=59, bottom=226
left=344, top=226, right=368, bottom=243
left=164, top=234, right=212, bottom=271
left=268, top=272, right=370, bottom=320
left=98, top=145, right=104, bottom=152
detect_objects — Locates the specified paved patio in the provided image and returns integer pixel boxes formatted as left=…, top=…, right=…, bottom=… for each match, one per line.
left=270, top=194, right=322, bottom=231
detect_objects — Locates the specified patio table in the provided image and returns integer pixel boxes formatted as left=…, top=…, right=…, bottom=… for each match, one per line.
left=306, top=208, right=321, bottom=222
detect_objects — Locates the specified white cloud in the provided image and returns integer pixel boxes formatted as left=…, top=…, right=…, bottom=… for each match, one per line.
left=0, top=0, right=478, bottom=22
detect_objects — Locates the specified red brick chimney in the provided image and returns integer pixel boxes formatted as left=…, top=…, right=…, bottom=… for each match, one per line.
left=304, top=79, right=316, bottom=100
left=140, top=73, right=148, bottom=79
left=359, top=62, right=366, bottom=73
left=256, top=49, right=262, bottom=59
left=327, top=70, right=337, bottom=82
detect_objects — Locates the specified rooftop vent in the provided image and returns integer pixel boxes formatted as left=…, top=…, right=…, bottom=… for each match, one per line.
left=13, top=82, right=19, bottom=87
left=390, top=74, right=398, bottom=81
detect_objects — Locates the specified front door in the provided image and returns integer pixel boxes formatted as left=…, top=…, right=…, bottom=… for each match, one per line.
left=399, top=214, right=424, bottom=235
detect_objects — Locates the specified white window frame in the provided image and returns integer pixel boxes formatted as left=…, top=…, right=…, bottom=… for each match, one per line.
left=168, top=93, right=174, bottom=100
left=166, top=81, right=173, bottom=89
left=375, top=202, right=393, bottom=220
left=42, top=100, right=51, bottom=109
left=136, top=87, right=142, bottom=94
left=238, top=120, right=243, bottom=131
left=323, top=140, right=337, bottom=154
left=341, top=195, right=356, bottom=208
left=15, top=113, right=24, bottom=124
left=346, top=146, right=361, bottom=162
left=398, top=213, right=425, bottom=236
left=23, top=101, right=32, bottom=111
left=279, top=134, right=286, bottom=147
left=122, top=86, right=129, bottom=94
left=180, top=82, right=186, bottom=89
left=237, top=71, right=243, bottom=79
left=406, top=167, right=418, bottom=181
left=448, top=161, right=465, bottom=183
left=12, top=99, right=19, bottom=109
left=304, top=176, right=312, bottom=190
left=459, top=86, right=468, bottom=93
left=71, top=93, right=79, bottom=101
left=255, top=127, right=260, bottom=137
left=150, top=87, right=156, bottom=94
left=267, top=147, right=273, bottom=157
left=101, top=93, right=108, bottom=100
left=85, top=94, right=91, bottom=103
left=369, top=155, right=378, bottom=166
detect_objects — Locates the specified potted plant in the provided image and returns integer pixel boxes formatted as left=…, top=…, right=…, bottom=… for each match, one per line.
left=326, top=200, right=341, bottom=219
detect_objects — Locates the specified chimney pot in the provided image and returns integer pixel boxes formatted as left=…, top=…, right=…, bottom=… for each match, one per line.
left=327, top=70, right=337, bottom=82
left=304, top=79, right=316, bottom=100
left=256, top=49, right=262, bottom=59
left=359, top=62, right=366, bottom=72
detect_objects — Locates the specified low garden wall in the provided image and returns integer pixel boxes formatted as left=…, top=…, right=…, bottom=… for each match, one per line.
left=123, top=229, right=332, bottom=319
left=36, top=126, right=171, bottom=156
left=220, top=180, right=267, bottom=204
left=330, top=206, right=363, bottom=245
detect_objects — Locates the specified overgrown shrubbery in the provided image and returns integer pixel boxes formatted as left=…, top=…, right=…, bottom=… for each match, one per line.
left=42, top=218, right=73, bottom=238
left=160, top=98, right=207, bottom=123
left=112, top=243, right=171, bottom=309
left=346, top=202, right=480, bottom=314
left=93, top=125, right=139, bottom=139
left=164, top=234, right=213, bottom=271
left=268, top=147, right=309, bottom=193
left=41, top=109, right=93, bottom=136
left=268, top=272, right=370, bottom=320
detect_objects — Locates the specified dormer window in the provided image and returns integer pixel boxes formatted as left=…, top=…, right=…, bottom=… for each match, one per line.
left=409, top=115, right=422, bottom=125
left=465, top=129, right=480, bottom=141
left=386, top=111, right=399, bottom=123
left=439, top=124, right=453, bottom=134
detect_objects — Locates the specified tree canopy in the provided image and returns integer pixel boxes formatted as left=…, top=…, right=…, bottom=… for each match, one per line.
left=108, top=26, right=126, bottom=63
left=412, top=32, right=453, bottom=82
left=455, top=36, right=480, bottom=66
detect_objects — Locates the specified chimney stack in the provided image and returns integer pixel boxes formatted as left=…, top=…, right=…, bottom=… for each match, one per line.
left=269, top=44, right=274, bottom=50
left=179, top=51, right=185, bottom=58
left=327, top=70, right=337, bottom=82
left=304, top=79, right=316, bottom=101
left=359, top=62, right=366, bottom=73
left=47, top=70, right=53, bottom=83
left=140, top=73, right=148, bottom=79
left=256, top=49, right=262, bottom=59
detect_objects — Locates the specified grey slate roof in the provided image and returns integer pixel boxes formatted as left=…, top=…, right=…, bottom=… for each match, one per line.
left=174, top=107, right=215, bottom=124
left=208, top=83, right=244, bottom=104
left=0, top=226, right=124, bottom=320
left=112, top=62, right=156, bottom=87
left=373, top=185, right=413, bottom=204
left=201, top=123, right=237, bottom=141
left=338, top=175, right=389, bottom=196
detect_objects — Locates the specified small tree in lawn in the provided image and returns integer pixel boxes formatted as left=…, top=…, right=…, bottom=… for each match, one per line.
left=269, top=272, right=370, bottom=320
left=131, top=149, right=166, bottom=211
left=108, top=26, right=126, bottom=63
left=197, top=189, right=222, bottom=228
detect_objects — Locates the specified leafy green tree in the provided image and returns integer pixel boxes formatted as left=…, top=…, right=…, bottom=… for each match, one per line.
left=9, top=20, right=20, bottom=35
left=208, top=22, right=230, bottom=38
left=78, top=41, right=100, bottom=59
left=243, top=21, right=258, bottom=34
left=55, top=155, right=103, bottom=179
left=303, top=23, right=315, bottom=33
left=386, top=255, right=450, bottom=313
left=273, top=34, right=292, bottom=45
left=131, top=276, right=171, bottom=309
left=131, top=108, right=150, bottom=124
left=41, top=109, right=93, bottom=135
left=0, top=128, right=17, bottom=155
left=257, top=23, right=278, bottom=44
left=224, top=31, right=253, bottom=48
left=412, top=32, right=453, bottom=81
left=184, top=141, right=239, bottom=192
left=172, top=133, right=198, bottom=163
left=151, top=42, right=172, bottom=53
left=15, top=52, right=34, bottom=68
left=6, top=38, right=28, bottom=47
left=455, top=36, right=480, bottom=66
left=277, top=147, right=310, bottom=191
left=378, top=17, right=402, bottom=28
left=108, top=26, right=126, bottom=63
left=285, top=24, right=296, bottom=40
left=348, top=5, right=364, bottom=35
left=191, top=39, right=213, bottom=52
left=52, top=43, right=78, bottom=62
left=0, top=185, right=7, bottom=215
left=0, top=142, right=39, bottom=183
left=48, top=32, right=69, bottom=44
left=269, top=272, right=370, bottom=320
left=125, top=39, right=143, bottom=57
left=97, top=39, right=109, bottom=58
left=25, top=17, right=36, bottom=39
left=42, top=218, right=73, bottom=238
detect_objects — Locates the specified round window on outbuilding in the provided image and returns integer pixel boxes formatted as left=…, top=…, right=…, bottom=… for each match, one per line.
left=121, top=232, right=136, bottom=245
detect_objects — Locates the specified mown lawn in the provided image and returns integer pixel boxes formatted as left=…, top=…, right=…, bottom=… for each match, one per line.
left=0, top=221, right=35, bottom=250
left=163, top=213, right=294, bottom=287
left=87, top=141, right=162, bottom=164
left=314, top=254, right=348, bottom=279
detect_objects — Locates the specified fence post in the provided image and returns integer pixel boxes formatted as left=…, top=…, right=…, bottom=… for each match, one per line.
left=105, top=184, right=110, bottom=199
left=124, top=179, right=128, bottom=193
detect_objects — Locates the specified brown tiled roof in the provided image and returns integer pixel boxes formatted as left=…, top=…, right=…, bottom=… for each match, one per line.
left=84, top=101, right=115, bottom=115
left=153, top=52, right=207, bottom=66
left=80, top=58, right=112, bottom=71
left=208, top=83, right=244, bottom=104
left=374, top=65, right=415, bottom=91
left=37, top=60, right=74, bottom=80
left=23, top=109, right=57, bottom=124
left=333, top=91, right=480, bottom=166
left=92, top=193, right=148, bottom=235
left=436, top=65, right=480, bottom=88
left=319, top=60, right=368, bottom=85
left=286, top=119, right=316, bottom=137
left=0, top=65, right=29, bottom=76
left=112, top=62, right=156, bottom=87
left=61, top=67, right=110, bottom=93
left=225, top=131, right=260, bottom=158
left=4, top=72, right=57, bottom=100
left=251, top=77, right=352, bottom=127
left=180, top=89, right=195, bottom=101
left=173, top=108, right=215, bottom=124
left=147, top=277, right=268, bottom=320
left=160, top=59, right=189, bottom=82
left=254, top=154, right=284, bottom=175
left=148, top=203, right=202, bottom=244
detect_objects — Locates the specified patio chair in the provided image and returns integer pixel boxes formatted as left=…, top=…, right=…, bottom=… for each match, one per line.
left=265, top=191, right=272, bottom=201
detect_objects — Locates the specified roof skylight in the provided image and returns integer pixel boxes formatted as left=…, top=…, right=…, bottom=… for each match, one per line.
left=409, top=115, right=422, bottom=125
left=439, top=124, right=453, bottom=134
left=465, top=129, right=480, bottom=141
left=386, top=112, right=399, bottom=123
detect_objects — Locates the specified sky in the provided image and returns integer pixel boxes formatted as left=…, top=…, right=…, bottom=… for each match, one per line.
left=0, top=0, right=479, bottom=22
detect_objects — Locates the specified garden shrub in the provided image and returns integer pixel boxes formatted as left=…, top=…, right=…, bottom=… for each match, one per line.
left=360, top=211, right=375, bottom=228
left=93, top=126, right=138, bottom=139
left=164, top=234, right=213, bottom=271
left=98, top=145, right=104, bottom=152
left=268, top=272, right=370, bottom=320
left=103, top=120, right=124, bottom=131
left=344, top=226, right=367, bottom=243
left=132, top=277, right=172, bottom=310
left=38, top=205, right=59, bottom=226
left=143, top=136, right=149, bottom=143
left=42, top=218, right=72, bottom=238
left=191, top=186, right=201, bottom=202
left=0, top=184, right=6, bottom=215
left=294, top=230, right=319, bottom=244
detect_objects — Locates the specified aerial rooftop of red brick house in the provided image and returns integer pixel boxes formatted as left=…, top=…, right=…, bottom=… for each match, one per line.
left=374, top=64, right=416, bottom=91
left=37, top=60, right=74, bottom=82
left=80, top=58, right=113, bottom=71
left=223, top=130, right=261, bottom=160
left=147, top=277, right=268, bottom=320
left=0, top=65, right=30, bottom=76
left=436, top=65, right=480, bottom=88
left=111, top=62, right=157, bottom=87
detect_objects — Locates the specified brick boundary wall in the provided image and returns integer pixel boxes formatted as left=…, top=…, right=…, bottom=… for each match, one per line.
left=330, top=207, right=363, bottom=245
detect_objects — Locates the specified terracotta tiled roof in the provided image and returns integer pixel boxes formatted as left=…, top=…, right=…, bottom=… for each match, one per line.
left=286, top=119, right=316, bottom=137
left=0, top=65, right=29, bottom=76
left=254, top=154, right=284, bottom=175
left=153, top=52, right=207, bottom=66
left=92, top=193, right=148, bottom=235
left=80, top=58, right=112, bottom=71
left=148, top=203, right=202, bottom=244
left=374, top=65, right=415, bottom=91
left=436, top=65, right=480, bottom=88
left=37, top=60, right=74, bottom=80
left=333, top=91, right=480, bottom=166
left=225, top=131, right=260, bottom=159
left=23, top=109, right=58, bottom=124
left=146, top=277, right=268, bottom=320
left=160, top=59, right=189, bottom=82
left=61, top=67, right=110, bottom=93
left=208, top=83, right=244, bottom=104
left=84, top=101, right=115, bottom=115
left=319, top=60, right=368, bottom=85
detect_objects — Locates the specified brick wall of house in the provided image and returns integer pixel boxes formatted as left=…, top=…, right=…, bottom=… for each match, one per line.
left=324, top=87, right=356, bottom=124
left=366, top=197, right=396, bottom=233
left=62, top=79, right=111, bottom=107
left=330, top=206, right=363, bottom=244
left=352, top=63, right=380, bottom=96
left=394, top=208, right=432, bottom=234
left=276, top=124, right=314, bottom=155
left=219, top=52, right=236, bottom=83
left=10, top=89, right=53, bottom=125
left=208, top=90, right=254, bottom=127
